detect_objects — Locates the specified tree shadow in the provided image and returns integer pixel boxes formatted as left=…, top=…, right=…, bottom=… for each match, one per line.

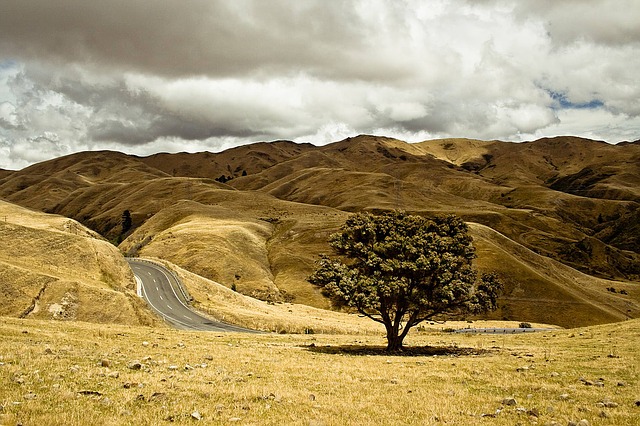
left=303, top=343, right=492, bottom=357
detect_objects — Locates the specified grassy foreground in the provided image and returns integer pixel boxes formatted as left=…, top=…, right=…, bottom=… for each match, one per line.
left=0, top=317, right=638, bottom=425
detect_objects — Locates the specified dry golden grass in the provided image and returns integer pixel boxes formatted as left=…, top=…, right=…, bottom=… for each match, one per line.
left=0, top=316, right=638, bottom=425
left=119, top=198, right=349, bottom=308
left=469, top=223, right=640, bottom=327
left=0, top=200, right=156, bottom=326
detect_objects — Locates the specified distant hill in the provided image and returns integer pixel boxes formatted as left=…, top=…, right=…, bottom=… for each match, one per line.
left=1, top=135, right=638, bottom=327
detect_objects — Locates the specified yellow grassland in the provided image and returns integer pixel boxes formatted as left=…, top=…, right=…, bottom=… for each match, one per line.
left=0, top=316, right=638, bottom=425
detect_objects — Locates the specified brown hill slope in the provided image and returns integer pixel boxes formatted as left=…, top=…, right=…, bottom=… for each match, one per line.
left=0, top=200, right=155, bottom=325
left=0, top=151, right=168, bottom=211
left=139, top=140, right=315, bottom=180
left=117, top=195, right=348, bottom=308
left=228, top=135, right=639, bottom=280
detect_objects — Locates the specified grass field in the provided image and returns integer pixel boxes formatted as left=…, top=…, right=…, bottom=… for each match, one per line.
left=1, top=317, right=638, bottom=425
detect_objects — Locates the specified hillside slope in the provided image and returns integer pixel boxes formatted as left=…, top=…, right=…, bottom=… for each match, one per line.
left=1, top=135, right=639, bottom=328
left=0, top=200, right=155, bottom=325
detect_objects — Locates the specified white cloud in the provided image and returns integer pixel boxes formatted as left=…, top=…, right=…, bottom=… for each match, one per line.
left=0, top=0, right=638, bottom=169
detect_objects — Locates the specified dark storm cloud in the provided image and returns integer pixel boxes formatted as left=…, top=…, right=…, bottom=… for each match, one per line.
left=0, top=0, right=410, bottom=82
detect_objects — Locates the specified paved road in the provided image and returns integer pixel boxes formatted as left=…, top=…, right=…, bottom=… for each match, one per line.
left=127, top=258, right=256, bottom=333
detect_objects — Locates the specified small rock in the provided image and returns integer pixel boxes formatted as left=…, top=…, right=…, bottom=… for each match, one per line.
left=229, top=417, right=242, bottom=422
left=23, top=393, right=37, bottom=400
left=583, top=380, right=594, bottom=386
left=516, top=366, right=529, bottom=372
left=616, top=381, right=626, bottom=387
left=559, top=393, right=570, bottom=401
left=191, top=411, right=201, bottom=420
left=502, top=397, right=517, bottom=406
left=168, top=365, right=178, bottom=371
left=550, top=372, right=560, bottom=377
left=309, top=394, right=316, bottom=401
left=635, top=400, right=640, bottom=407
left=70, top=365, right=80, bottom=373
left=43, top=347, right=54, bottom=355
left=149, top=392, right=166, bottom=401
left=184, top=364, right=194, bottom=371
left=204, top=355, right=214, bottom=361
left=577, top=420, right=589, bottom=426
left=600, top=399, right=618, bottom=408
left=127, top=361, right=143, bottom=370
left=526, top=408, right=539, bottom=417
left=108, top=371, right=120, bottom=379
left=516, top=407, right=527, bottom=414
left=142, top=341, right=149, bottom=347
left=599, top=410, right=609, bottom=418
left=78, top=390, right=102, bottom=396
left=101, top=359, right=111, bottom=368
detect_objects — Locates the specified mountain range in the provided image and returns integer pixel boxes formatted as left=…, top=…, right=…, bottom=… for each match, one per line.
left=1, top=135, right=638, bottom=328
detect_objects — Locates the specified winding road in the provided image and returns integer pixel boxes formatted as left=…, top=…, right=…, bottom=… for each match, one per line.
left=127, top=258, right=255, bottom=333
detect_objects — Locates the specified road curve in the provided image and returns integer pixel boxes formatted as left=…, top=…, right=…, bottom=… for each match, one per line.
left=127, top=258, right=256, bottom=333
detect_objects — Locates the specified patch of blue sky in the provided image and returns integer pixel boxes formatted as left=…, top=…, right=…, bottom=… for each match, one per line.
left=546, top=90, right=604, bottom=110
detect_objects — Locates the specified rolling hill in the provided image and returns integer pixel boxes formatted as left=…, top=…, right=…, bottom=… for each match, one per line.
left=1, top=135, right=638, bottom=327
left=0, top=200, right=155, bottom=325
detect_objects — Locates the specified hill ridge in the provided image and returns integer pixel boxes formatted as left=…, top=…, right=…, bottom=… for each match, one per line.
left=1, top=135, right=638, bottom=328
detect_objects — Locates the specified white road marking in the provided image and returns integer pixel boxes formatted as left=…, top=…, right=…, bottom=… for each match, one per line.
left=184, top=315, right=192, bottom=320
left=167, top=305, right=173, bottom=310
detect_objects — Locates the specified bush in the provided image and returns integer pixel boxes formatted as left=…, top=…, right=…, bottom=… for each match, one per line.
left=518, top=322, right=532, bottom=328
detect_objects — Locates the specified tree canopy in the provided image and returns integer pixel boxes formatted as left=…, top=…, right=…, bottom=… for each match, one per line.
left=309, top=211, right=502, bottom=351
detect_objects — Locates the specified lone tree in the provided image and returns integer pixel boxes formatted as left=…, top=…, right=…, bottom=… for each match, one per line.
left=309, top=211, right=502, bottom=351
left=121, top=210, right=132, bottom=235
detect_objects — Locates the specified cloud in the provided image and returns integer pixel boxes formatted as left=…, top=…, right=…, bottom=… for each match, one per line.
left=0, top=0, right=639, bottom=169
left=508, top=0, right=640, bottom=47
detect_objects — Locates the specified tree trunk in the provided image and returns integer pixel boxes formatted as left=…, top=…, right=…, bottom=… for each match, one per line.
left=385, top=322, right=405, bottom=352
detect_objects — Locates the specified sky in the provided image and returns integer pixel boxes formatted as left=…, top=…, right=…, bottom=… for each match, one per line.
left=0, top=0, right=639, bottom=170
